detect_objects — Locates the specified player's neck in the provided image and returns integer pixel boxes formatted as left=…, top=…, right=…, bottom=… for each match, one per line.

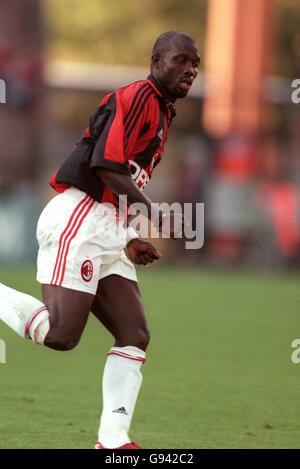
left=148, top=74, right=177, bottom=104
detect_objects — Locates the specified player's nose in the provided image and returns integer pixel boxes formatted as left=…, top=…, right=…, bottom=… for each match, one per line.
left=183, top=64, right=196, bottom=79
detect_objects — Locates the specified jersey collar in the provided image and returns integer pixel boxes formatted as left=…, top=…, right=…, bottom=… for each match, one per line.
left=146, top=74, right=176, bottom=118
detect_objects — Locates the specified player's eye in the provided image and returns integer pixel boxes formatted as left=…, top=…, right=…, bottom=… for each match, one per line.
left=175, top=57, right=186, bottom=64
left=192, top=62, right=199, bottom=69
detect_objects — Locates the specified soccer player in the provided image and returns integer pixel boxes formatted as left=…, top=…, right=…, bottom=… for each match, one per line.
left=0, top=31, right=200, bottom=449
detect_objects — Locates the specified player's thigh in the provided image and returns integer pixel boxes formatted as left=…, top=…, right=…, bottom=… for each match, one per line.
left=91, top=274, right=150, bottom=349
left=42, top=284, right=94, bottom=342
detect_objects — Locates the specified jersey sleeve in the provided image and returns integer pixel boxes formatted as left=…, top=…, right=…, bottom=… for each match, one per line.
left=126, top=225, right=139, bottom=245
left=90, top=92, right=130, bottom=175
left=90, top=82, right=156, bottom=175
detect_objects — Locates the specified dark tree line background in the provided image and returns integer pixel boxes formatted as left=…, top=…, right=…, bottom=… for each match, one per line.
left=46, top=0, right=299, bottom=78
left=46, top=0, right=207, bottom=65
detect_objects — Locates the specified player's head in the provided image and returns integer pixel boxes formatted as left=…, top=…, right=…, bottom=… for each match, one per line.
left=150, top=31, right=200, bottom=101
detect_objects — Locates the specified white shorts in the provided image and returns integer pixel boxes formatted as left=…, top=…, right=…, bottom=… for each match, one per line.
left=36, top=188, right=137, bottom=294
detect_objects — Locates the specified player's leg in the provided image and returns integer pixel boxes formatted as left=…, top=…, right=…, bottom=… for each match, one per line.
left=0, top=282, right=94, bottom=350
left=91, top=274, right=149, bottom=449
left=0, top=189, right=98, bottom=350
left=0, top=281, right=50, bottom=343
left=41, top=285, right=94, bottom=350
left=92, top=275, right=149, bottom=349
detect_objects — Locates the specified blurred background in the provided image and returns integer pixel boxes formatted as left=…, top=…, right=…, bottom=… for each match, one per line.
left=0, top=0, right=300, bottom=269
left=1, top=0, right=300, bottom=450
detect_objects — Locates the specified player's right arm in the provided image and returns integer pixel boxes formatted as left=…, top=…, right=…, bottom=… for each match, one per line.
left=96, top=168, right=183, bottom=238
left=96, top=168, right=163, bottom=227
left=96, top=167, right=164, bottom=265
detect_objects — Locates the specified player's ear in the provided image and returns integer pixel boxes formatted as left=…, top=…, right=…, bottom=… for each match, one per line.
left=151, top=53, right=160, bottom=70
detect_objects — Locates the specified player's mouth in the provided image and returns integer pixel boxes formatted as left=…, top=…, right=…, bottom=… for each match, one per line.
left=179, top=79, right=193, bottom=91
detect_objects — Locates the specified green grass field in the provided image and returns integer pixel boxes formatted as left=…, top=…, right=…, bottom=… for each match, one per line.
left=0, top=267, right=299, bottom=449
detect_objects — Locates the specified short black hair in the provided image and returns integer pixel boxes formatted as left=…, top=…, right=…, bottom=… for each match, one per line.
left=152, top=31, right=196, bottom=58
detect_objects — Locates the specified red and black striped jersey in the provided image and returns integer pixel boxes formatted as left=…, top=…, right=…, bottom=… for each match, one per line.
left=50, top=75, right=176, bottom=207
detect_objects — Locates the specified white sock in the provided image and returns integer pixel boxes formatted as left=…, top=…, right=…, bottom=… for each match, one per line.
left=98, top=345, right=146, bottom=448
left=0, top=282, right=50, bottom=345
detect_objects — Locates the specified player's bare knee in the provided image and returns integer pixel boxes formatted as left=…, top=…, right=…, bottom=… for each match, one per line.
left=44, top=330, right=80, bottom=351
left=118, top=327, right=150, bottom=351
left=138, top=327, right=150, bottom=350
left=60, top=336, right=80, bottom=351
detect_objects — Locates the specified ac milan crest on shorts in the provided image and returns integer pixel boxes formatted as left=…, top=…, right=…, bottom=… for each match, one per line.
left=81, top=260, right=93, bottom=282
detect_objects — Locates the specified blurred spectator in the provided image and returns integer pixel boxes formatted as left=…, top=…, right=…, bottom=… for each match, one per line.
left=0, top=0, right=44, bottom=264
left=249, top=137, right=300, bottom=269
left=0, top=44, right=43, bottom=111
left=206, top=135, right=259, bottom=266
left=168, top=135, right=210, bottom=264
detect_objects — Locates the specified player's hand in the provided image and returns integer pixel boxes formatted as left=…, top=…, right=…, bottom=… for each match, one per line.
left=126, top=238, right=161, bottom=266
